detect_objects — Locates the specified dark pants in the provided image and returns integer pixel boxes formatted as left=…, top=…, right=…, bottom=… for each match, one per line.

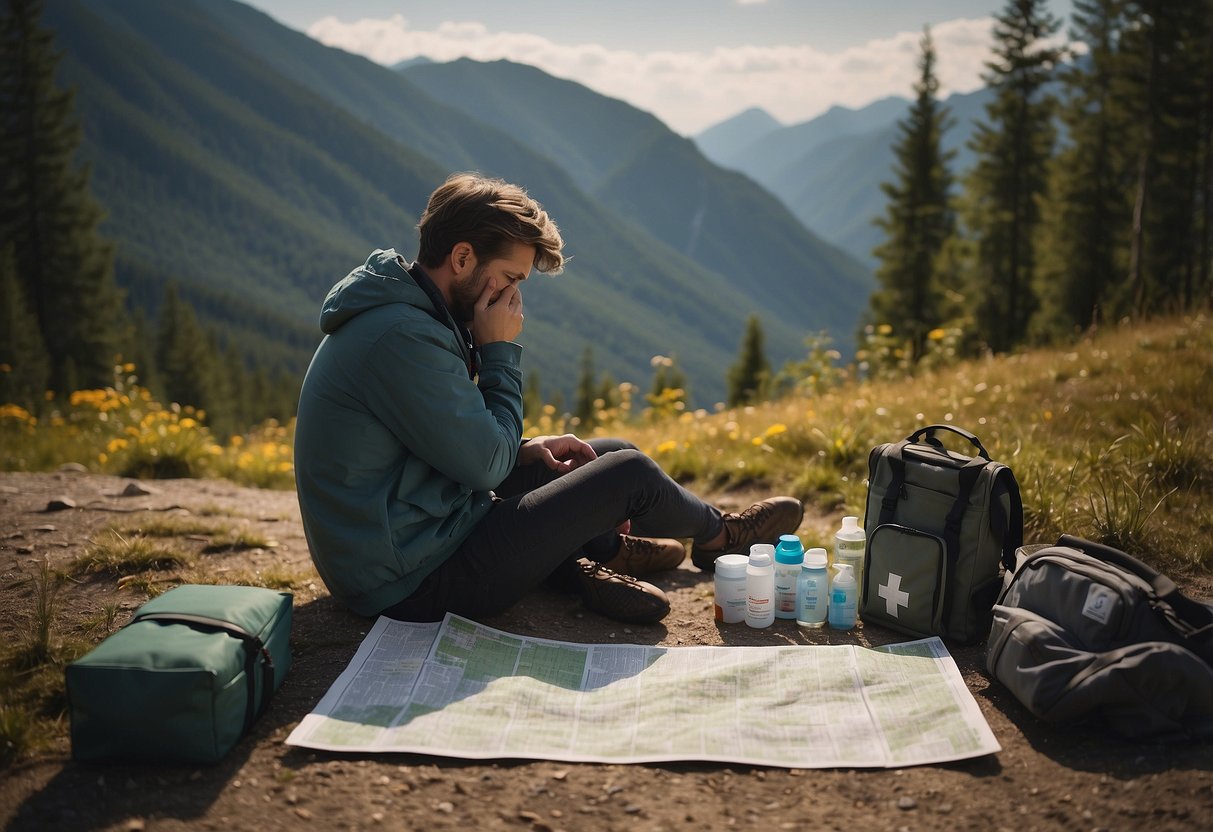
left=381, top=439, right=723, bottom=621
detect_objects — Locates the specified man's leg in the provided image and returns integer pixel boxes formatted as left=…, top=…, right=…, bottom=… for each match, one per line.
left=381, top=448, right=721, bottom=622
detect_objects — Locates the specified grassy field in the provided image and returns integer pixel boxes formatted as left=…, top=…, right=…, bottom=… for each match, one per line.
left=4, top=315, right=1212, bottom=568
left=1, top=314, right=1212, bottom=767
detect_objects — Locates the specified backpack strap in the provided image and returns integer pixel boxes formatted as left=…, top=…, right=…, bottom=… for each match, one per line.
left=996, top=468, right=1024, bottom=571
left=130, top=612, right=276, bottom=734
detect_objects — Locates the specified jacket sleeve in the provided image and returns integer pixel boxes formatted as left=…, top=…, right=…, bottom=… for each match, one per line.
left=362, top=323, right=523, bottom=491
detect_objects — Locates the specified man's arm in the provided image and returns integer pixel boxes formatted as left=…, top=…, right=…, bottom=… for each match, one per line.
left=363, top=325, right=523, bottom=491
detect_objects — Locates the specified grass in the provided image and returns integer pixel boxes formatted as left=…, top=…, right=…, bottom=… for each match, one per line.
left=204, top=527, right=276, bottom=553
left=74, top=530, right=194, bottom=575
left=598, top=314, right=1213, bottom=570
left=106, top=514, right=232, bottom=539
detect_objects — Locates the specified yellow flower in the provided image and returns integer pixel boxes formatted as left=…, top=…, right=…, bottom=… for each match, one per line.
left=122, top=363, right=136, bottom=373
left=877, top=324, right=893, bottom=335
left=751, top=436, right=764, bottom=446
left=179, top=417, right=197, bottom=429
left=763, top=423, right=788, bottom=438
left=655, top=440, right=678, bottom=454
left=928, top=328, right=947, bottom=341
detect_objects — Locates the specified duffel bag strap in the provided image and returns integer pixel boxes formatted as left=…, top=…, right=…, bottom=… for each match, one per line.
left=130, top=612, right=276, bottom=733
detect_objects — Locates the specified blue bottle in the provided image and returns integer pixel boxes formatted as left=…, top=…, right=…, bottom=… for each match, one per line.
left=795, top=548, right=829, bottom=629
left=828, top=563, right=858, bottom=630
left=773, top=534, right=804, bottom=620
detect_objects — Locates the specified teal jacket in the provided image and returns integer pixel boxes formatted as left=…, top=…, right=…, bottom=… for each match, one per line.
left=293, top=249, right=524, bottom=616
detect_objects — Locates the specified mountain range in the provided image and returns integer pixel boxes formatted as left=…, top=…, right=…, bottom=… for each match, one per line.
left=42, top=0, right=874, bottom=407
left=695, top=90, right=994, bottom=270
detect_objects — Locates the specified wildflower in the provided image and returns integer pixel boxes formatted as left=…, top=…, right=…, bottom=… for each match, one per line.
left=928, top=328, right=947, bottom=341
left=877, top=324, right=893, bottom=335
left=763, top=423, right=788, bottom=438
left=655, top=440, right=678, bottom=454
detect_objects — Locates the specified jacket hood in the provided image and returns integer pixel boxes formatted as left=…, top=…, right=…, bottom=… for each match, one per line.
left=319, top=249, right=431, bottom=334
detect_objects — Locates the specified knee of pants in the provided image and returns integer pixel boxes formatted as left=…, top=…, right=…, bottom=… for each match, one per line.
left=605, top=448, right=666, bottom=484
left=588, top=437, right=639, bottom=455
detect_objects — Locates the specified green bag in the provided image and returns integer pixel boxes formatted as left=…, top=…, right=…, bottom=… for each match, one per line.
left=66, top=584, right=292, bottom=763
left=862, top=425, right=1023, bottom=644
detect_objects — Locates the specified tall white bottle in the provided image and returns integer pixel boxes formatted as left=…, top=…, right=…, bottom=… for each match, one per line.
left=745, top=545, right=776, bottom=629
left=834, top=515, right=867, bottom=616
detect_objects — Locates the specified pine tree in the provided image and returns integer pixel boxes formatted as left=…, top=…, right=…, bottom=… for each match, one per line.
left=522, top=370, right=544, bottom=425
left=1031, top=0, right=1133, bottom=339
left=869, top=27, right=956, bottom=362
left=573, top=346, right=598, bottom=428
left=726, top=315, right=770, bottom=407
left=0, top=243, right=50, bottom=407
left=962, top=0, right=1062, bottom=352
left=1119, top=1, right=1213, bottom=315
left=156, top=284, right=216, bottom=414
left=0, top=0, right=123, bottom=392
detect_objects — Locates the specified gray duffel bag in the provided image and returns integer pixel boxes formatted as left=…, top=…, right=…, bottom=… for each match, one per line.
left=987, top=535, right=1213, bottom=739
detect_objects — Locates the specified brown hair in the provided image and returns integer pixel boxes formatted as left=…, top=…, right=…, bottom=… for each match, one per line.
left=416, top=173, right=564, bottom=273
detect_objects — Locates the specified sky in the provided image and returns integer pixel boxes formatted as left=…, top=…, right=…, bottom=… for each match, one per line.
left=241, top=0, right=1076, bottom=135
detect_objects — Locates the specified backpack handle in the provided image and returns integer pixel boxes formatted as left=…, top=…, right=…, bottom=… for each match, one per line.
left=908, top=424, right=991, bottom=461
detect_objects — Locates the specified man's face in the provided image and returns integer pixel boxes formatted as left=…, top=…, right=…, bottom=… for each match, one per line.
left=449, top=242, right=535, bottom=323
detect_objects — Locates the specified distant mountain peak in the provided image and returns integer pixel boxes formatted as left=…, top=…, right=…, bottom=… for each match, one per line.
left=391, top=55, right=434, bottom=71
left=694, top=107, right=783, bottom=165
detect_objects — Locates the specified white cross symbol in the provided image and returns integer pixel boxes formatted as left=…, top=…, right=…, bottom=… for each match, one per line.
left=878, top=573, right=911, bottom=618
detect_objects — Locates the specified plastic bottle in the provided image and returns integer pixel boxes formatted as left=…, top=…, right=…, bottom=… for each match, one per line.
left=745, top=545, right=776, bottom=629
left=795, top=547, right=829, bottom=629
left=828, top=563, right=858, bottom=630
left=773, top=534, right=804, bottom=620
left=713, top=554, right=749, bottom=624
left=834, top=515, right=867, bottom=617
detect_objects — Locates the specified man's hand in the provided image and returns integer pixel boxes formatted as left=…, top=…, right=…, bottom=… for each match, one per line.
left=518, top=434, right=597, bottom=475
left=472, top=281, right=523, bottom=344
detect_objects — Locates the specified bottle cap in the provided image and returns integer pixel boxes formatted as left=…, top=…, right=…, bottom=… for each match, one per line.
left=841, top=516, right=860, bottom=532
left=832, top=563, right=856, bottom=585
left=749, top=543, right=775, bottom=559
left=748, top=551, right=773, bottom=568
left=803, top=548, right=828, bottom=568
left=714, top=554, right=749, bottom=575
left=775, top=535, right=804, bottom=563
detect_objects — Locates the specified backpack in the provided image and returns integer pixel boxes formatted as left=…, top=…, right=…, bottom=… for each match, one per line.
left=987, top=536, right=1213, bottom=739
left=862, top=424, right=1023, bottom=644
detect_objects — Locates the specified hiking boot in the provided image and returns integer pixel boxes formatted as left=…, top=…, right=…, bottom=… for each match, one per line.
left=570, top=559, right=671, bottom=624
left=599, top=535, right=686, bottom=577
left=690, top=496, right=805, bottom=572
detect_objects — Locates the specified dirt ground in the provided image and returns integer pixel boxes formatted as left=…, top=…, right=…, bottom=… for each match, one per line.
left=1, top=468, right=1211, bottom=832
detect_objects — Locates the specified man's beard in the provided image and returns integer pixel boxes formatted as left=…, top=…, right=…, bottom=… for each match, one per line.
left=449, top=262, right=488, bottom=324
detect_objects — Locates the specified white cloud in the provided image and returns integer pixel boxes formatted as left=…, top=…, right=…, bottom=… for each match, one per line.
left=307, top=14, right=1000, bottom=134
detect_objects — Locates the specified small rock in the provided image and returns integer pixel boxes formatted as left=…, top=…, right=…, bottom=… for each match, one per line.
left=294, top=808, right=313, bottom=820
left=122, top=481, right=154, bottom=497
left=17, top=545, right=34, bottom=554
left=371, top=812, right=384, bottom=824
left=0, top=485, right=20, bottom=494
left=518, top=810, right=542, bottom=822
left=58, top=462, right=88, bottom=473
left=551, top=770, right=568, bottom=781
left=435, top=801, right=454, bottom=813
left=125, top=820, right=145, bottom=831
left=938, top=803, right=953, bottom=814
left=897, top=796, right=918, bottom=810
left=33, top=525, right=56, bottom=532
left=45, top=496, right=76, bottom=512
left=624, top=804, right=642, bottom=814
